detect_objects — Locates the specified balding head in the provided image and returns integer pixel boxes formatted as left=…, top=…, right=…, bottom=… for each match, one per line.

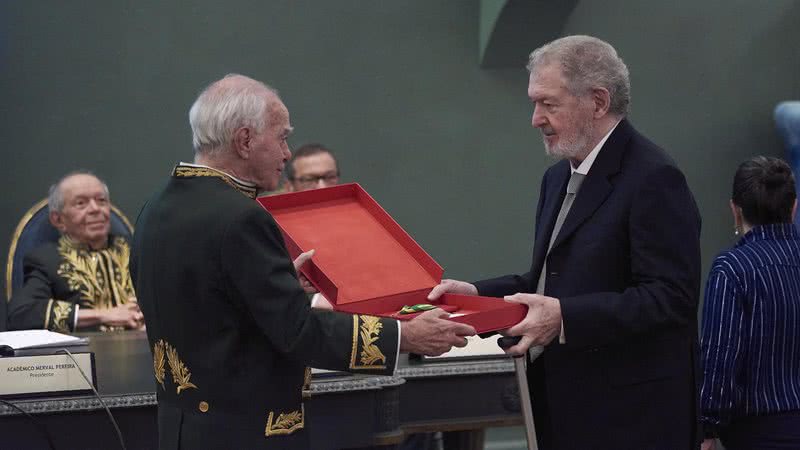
left=48, top=171, right=112, bottom=249
left=189, top=74, right=281, bottom=156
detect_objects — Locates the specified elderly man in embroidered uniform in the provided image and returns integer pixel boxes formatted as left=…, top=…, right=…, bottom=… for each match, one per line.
left=8, top=172, right=143, bottom=333
left=129, top=74, right=475, bottom=450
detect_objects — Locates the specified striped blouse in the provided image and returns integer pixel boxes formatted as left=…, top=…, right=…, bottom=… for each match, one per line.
left=700, top=223, right=800, bottom=437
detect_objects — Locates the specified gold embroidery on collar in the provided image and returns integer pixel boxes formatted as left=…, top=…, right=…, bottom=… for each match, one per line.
left=165, top=342, right=197, bottom=394
left=50, top=300, right=73, bottom=333
left=173, top=166, right=258, bottom=199
left=349, top=315, right=387, bottom=370
left=153, top=340, right=166, bottom=390
left=56, top=236, right=135, bottom=313
left=265, top=406, right=305, bottom=437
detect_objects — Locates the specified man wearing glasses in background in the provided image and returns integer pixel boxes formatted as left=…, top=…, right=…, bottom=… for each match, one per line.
left=284, top=143, right=340, bottom=192
left=282, top=142, right=339, bottom=312
left=284, top=142, right=440, bottom=450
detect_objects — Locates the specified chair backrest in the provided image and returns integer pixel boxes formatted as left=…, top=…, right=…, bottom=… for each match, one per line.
left=5, top=199, right=134, bottom=301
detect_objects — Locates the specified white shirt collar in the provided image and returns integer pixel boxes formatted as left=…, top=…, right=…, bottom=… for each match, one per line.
left=571, top=120, right=621, bottom=175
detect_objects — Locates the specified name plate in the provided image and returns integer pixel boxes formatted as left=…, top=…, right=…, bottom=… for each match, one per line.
left=0, top=353, right=95, bottom=398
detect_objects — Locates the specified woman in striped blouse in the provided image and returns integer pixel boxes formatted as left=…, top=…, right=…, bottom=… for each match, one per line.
left=701, top=156, right=800, bottom=450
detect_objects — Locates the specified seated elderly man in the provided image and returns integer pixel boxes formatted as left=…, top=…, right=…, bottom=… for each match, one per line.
left=8, top=171, right=143, bottom=333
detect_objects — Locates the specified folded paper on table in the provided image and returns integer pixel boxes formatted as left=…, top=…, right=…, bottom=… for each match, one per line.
left=0, top=330, right=88, bottom=357
left=258, top=183, right=526, bottom=333
left=423, top=334, right=508, bottom=360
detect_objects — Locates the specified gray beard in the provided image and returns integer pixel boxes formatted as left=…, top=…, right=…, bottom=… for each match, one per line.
left=542, top=119, right=595, bottom=161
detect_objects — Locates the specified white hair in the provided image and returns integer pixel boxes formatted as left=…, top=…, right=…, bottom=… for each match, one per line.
left=527, top=35, right=631, bottom=116
left=189, top=74, right=278, bottom=155
left=48, top=171, right=110, bottom=213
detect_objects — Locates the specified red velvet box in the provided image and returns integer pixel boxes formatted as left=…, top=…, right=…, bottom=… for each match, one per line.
left=257, top=183, right=526, bottom=333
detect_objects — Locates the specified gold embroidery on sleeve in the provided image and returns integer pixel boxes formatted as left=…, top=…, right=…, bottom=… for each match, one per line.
left=265, top=406, right=305, bottom=436
left=153, top=340, right=166, bottom=390
left=165, top=342, right=197, bottom=394
left=50, top=301, right=73, bottom=333
left=44, top=299, right=54, bottom=330
left=349, top=315, right=387, bottom=370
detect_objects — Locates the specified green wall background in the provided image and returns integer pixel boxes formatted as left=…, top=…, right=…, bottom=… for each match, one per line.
left=2, top=1, right=799, bottom=299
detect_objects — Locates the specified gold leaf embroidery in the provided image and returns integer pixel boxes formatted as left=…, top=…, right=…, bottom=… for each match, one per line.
left=56, top=236, right=135, bottom=312
left=349, top=315, right=387, bottom=370
left=173, top=166, right=257, bottom=199
left=153, top=340, right=166, bottom=390
left=265, top=408, right=305, bottom=436
left=106, top=237, right=134, bottom=297
left=165, top=342, right=197, bottom=394
left=57, top=237, right=103, bottom=307
left=359, top=316, right=386, bottom=366
left=50, top=300, right=73, bottom=333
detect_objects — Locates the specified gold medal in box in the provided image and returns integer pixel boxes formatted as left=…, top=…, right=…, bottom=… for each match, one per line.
left=391, top=304, right=460, bottom=319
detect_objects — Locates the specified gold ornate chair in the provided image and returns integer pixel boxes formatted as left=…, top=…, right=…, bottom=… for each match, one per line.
left=5, top=199, right=134, bottom=302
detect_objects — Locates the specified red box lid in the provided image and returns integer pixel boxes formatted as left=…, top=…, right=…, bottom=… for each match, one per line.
left=258, top=183, right=526, bottom=333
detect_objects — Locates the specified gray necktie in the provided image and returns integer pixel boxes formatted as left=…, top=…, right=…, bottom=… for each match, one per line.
left=528, top=172, right=585, bottom=361
left=536, top=172, right=586, bottom=295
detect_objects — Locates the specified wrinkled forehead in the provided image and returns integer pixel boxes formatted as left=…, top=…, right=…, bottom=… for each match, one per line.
left=293, top=152, right=338, bottom=175
left=60, top=174, right=107, bottom=199
left=528, top=65, right=569, bottom=99
left=267, top=99, right=291, bottom=130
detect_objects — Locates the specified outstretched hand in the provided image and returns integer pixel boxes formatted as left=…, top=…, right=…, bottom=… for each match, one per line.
left=399, top=308, right=476, bottom=356
left=293, top=250, right=318, bottom=294
left=500, top=293, right=562, bottom=356
left=427, top=279, right=478, bottom=301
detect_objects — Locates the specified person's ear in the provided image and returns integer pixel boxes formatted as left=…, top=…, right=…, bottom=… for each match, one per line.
left=592, top=87, right=611, bottom=118
left=730, top=199, right=743, bottom=234
left=792, top=199, right=798, bottom=220
left=50, top=211, right=65, bottom=232
left=232, top=127, right=252, bottom=159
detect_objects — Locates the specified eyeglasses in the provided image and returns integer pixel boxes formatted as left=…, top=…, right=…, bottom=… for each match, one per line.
left=292, top=173, right=339, bottom=186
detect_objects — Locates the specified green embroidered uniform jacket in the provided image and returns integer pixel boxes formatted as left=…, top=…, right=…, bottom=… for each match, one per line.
left=130, top=166, right=399, bottom=449
left=7, top=235, right=135, bottom=333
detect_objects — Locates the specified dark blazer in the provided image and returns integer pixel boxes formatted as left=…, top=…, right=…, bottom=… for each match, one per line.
left=475, top=120, right=702, bottom=449
left=130, top=166, right=399, bottom=450
left=8, top=235, right=134, bottom=333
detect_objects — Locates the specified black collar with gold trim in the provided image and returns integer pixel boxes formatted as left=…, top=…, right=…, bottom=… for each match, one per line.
left=172, top=164, right=258, bottom=199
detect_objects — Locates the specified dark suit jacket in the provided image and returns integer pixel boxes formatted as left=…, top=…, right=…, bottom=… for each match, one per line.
left=475, top=120, right=702, bottom=449
left=8, top=235, right=134, bottom=333
left=130, top=166, right=399, bottom=449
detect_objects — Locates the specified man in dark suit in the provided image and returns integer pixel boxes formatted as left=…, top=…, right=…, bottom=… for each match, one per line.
left=430, top=35, right=702, bottom=449
left=130, top=74, right=475, bottom=449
